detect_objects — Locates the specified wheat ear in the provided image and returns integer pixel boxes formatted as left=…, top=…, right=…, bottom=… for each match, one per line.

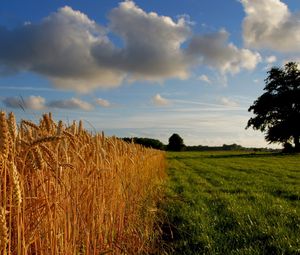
left=0, top=207, right=8, bottom=252
left=32, top=147, right=44, bottom=170
left=39, top=144, right=57, bottom=165
left=42, top=113, right=52, bottom=132
left=21, top=120, right=39, bottom=131
left=0, top=112, right=9, bottom=159
left=9, top=162, right=22, bottom=207
left=7, top=112, right=17, bottom=141
left=30, top=136, right=62, bottom=147
left=56, top=120, right=64, bottom=136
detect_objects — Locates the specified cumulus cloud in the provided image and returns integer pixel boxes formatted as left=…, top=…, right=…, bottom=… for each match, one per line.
left=152, top=94, right=170, bottom=106
left=47, top=98, right=93, bottom=111
left=219, top=97, right=239, bottom=107
left=265, top=55, right=277, bottom=64
left=198, top=74, right=211, bottom=83
left=241, top=0, right=300, bottom=52
left=95, top=98, right=111, bottom=107
left=2, top=96, right=46, bottom=110
left=0, top=1, right=261, bottom=92
left=0, top=6, right=124, bottom=92
left=92, top=0, right=191, bottom=82
left=2, top=95, right=94, bottom=111
left=187, top=29, right=261, bottom=74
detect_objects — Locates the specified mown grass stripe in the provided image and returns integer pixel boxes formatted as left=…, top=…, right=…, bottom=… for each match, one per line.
left=160, top=151, right=300, bottom=255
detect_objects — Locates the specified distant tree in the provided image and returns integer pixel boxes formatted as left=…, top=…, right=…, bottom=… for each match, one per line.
left=246, top=62, right=300, bottom=151
left=122, top=137, right=165, bottom=150
left=283, top=142, right=294, bottom=153
left=167, top=133, right=185, bottom=151
left=222, top=144, right=243, bottom=151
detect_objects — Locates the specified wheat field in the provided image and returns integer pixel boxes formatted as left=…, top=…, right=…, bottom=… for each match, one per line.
left=0, top=111, right=166, bottom=254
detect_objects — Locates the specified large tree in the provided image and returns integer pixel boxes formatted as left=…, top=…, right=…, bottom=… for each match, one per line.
left=167, top=133, right=185, bottom=151
left=246, top=62, right=300, bottom=151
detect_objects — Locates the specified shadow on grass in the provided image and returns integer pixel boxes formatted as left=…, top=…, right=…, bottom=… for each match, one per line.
left=207, top=152, right=291, bottom=159
left=169, top=152, right=288, bottom=161
left=272, top=189, right=300, bottom=201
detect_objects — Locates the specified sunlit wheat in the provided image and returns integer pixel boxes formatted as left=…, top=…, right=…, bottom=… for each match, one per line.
left=0, top=111, right=166, bottom=254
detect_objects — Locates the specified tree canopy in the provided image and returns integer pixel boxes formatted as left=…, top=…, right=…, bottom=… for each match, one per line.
left=122, top=137, right=165, bottom=150
left=246, top=62, right=300, bottom=151
left=167, top=133, right=185, bottom=151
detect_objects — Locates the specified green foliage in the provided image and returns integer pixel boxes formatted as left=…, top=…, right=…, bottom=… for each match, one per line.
left=160, top=151, right=300, bottom=254
left=247, top=62, right=300, bottom=151
left=167, top=133, right=185, bottom=151
left=122, top=137, right=165, bottom=150
left=187, top=143, right=250, bottom=151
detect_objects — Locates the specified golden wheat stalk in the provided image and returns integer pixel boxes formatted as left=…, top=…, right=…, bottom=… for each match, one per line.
left=78, top=120, right=83, bottom=135
left=30, top=136, right=62, bottom=147
left=42, top=113, right=52, bottom=132
left=0, top=156, right=4, bottom=176
left=0, top=111, right=166, bottom=254
left=21, top=120, right=39, bottom=131
left=32, top=147, right=44, bottom=171
left=9, top=162, right=22, bottom=207
left=56, top=120, right=64, bottom=136
left=7, top=112, right=17, bottom=141
left=0, top=207, right=8, bottom=253
left=39, top=144, right=56, bottom=164
left=0, top=111, right=9, bottom=159
left=59, top=163, right=75, bottom=170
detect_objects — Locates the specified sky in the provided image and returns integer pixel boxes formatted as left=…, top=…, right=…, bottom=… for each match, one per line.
left=0, top=0, right=300, bottom=147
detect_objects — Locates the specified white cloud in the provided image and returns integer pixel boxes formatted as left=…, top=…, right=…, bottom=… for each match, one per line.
left=0, top=1, right=261, bottom=92
left=241, top=0, right=300, bottom=52
left=0, top=6, right=124, bottom=92
left=0, top=86, right=58, bottom=92
left=102, top=0, right=191, bottom=81
left=25, top=96, right=46, bottom=110
left=95, top=98, right=111, bottom=107
left=2, top=96, right=46, bottom=110
left=152, top=94, right=170, bottom=106
left=47, top=98, right=93, bottom=111
left=265, top=55, right=277, bottom=64
left=219, top=97, right=239, bottom=107
left=2, top=96, right=94, bottom=111
left=187, top=29, right=261, bottom=74
left=198, top=74, right=211, bottom=83
left=176, top=14, right=196, bottom=26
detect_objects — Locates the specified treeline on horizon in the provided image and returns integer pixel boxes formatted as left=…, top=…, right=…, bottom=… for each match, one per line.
left=121, top=137, right=279, bottom=152
left=124, top=62, right=300, bottom=154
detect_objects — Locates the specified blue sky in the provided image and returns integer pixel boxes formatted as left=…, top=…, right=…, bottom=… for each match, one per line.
left=0, top=0, right=299, bottom=147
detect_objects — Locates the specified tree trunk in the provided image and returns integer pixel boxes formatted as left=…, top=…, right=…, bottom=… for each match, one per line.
left=293, top=135, right=300, bottom=152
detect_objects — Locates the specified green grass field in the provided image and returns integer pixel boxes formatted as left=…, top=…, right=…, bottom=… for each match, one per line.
left=160, top=151, right=300, bottom=255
